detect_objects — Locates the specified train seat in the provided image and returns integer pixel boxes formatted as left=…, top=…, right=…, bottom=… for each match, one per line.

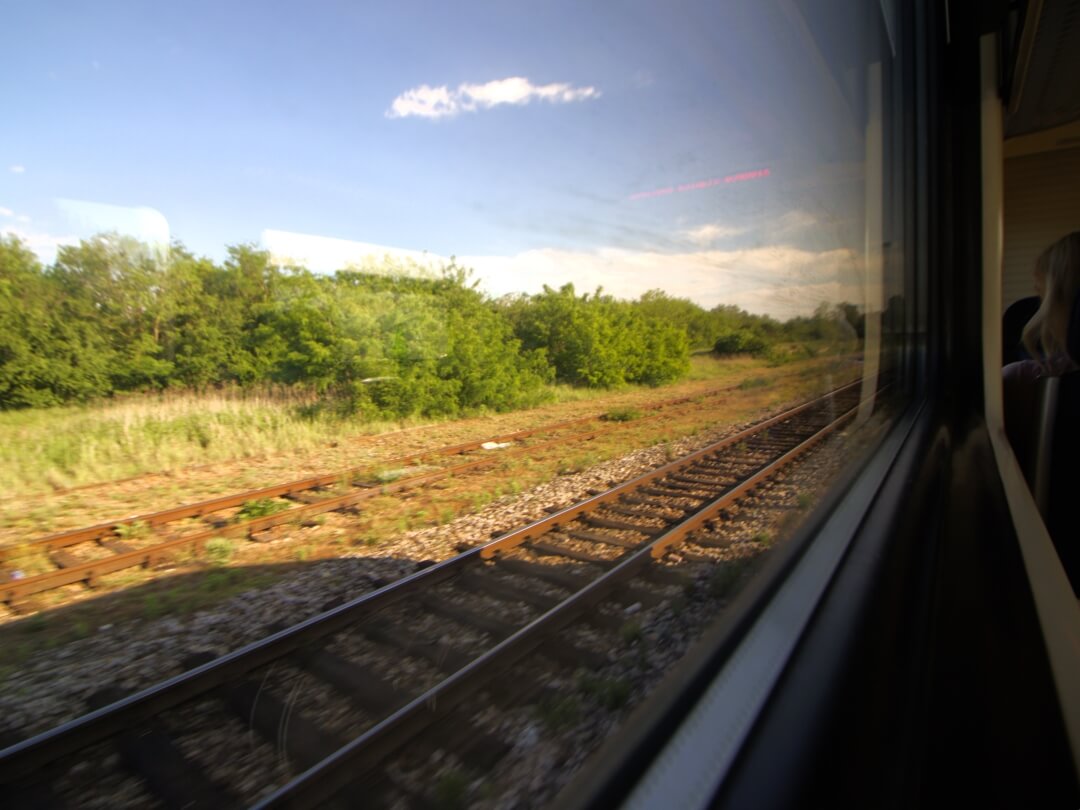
left=1024, top=291, right=1080, bottom=595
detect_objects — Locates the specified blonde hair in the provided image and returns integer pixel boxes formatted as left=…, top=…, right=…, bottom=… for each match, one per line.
left=1022, top=231, right=1080, bottom=371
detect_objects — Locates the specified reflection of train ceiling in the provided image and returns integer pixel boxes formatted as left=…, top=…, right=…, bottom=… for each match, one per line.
left=1006, top=0, right=1080, bottom=137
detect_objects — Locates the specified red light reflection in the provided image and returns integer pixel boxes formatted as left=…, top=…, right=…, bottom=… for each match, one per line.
left=630, top=167, right=771, bottom=201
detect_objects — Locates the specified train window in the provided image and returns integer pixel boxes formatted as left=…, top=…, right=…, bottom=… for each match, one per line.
left=0, top=1, right=928, bottom=808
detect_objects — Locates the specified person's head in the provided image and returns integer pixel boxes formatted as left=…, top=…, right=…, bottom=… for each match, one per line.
left=1023, top=231, right=1080, bottom=365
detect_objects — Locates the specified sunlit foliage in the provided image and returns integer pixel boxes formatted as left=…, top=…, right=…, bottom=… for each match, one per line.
left=0, top=236, right=860, bottom=413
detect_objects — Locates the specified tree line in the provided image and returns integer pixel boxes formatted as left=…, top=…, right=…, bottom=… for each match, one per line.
left=0, top=234, right=861, bottom=414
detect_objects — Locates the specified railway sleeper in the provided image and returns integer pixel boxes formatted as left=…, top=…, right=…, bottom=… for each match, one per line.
left=48, top=549, right=84, bottom=570
left=288, top=643, right=409, bottom=716
left=3, top=595, right=38, bottom=615
left=226, top=678, right=347, bottom=770
left=359, top=619, right=558, bottom=704
left=249, top=524, right=293, bottom=543
left=282, top=490, right=330, bottom=505
left=491, top=558, right=663, bottom=607
left=619, top=492, right=697, bottom=512
left=526, top=538, right=621, bottom=565
left=0, top=729, right=68, bottom=809
left=286, top=644, right=510, bottom=773
left=86, top=687, right=236, bottom=810
left=581, top=514, right=662, bottom=536
left=650, top=478, right=711, bottom=493
left=604, top=502, right=690, bottom=521
left=667, top=472, right=734, bottom=487
left=97, top=539, right=137, bottom=556
left=360, top=620, right=474, bottom=673
left=491, top=557, right=593, bottom=590
left=456, top=569, right=570, bottom=607
left=562, top=527, right=641, bottom=549
left=418, top=594, right=608, bottom=670
left=638, top=484, right=701, bottom=499
left=456, top=570, right=625, bottom=632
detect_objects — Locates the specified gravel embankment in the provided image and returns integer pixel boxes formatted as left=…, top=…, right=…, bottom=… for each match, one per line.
left=0, top=397, right=857, bottom=807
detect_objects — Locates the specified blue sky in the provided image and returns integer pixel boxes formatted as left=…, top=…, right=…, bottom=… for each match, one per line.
left=0, top=0, right=879, bottom=318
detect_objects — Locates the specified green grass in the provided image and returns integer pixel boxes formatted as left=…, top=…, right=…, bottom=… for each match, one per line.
left=0, top=387, right=434, bottom=497
left=114, top=520, right=150, bottom=540
left=205, top=537, right=236, bottom=565
left=234, top=498, right=291, bottom=522
left=0, top=350, right=853, bottom=499
left=535, top=694, right=581, bottom=731
left=619, top=619, right=643, bottom=645
left=432, top=769, right=470, bottom=810
left=577, top=671, right=631, bottom=710
left=602, top=407, right=643, bottom=422
left=707, top=556, right=758, bottom=598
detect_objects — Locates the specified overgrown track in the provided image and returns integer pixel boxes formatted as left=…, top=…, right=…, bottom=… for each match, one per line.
left=0, top=384, right=860, bottom=808
left=0, top=380, right=840, bottom=608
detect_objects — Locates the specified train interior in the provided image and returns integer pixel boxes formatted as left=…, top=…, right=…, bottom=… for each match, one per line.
left=563, top=2, right=1080, bottom=807
left=996, top=0, right=1080, bottom=595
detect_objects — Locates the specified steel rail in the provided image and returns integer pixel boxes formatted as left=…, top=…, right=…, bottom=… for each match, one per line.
left=0, top=380, right=859, bottom=605
left=1, top=382, right=745, bottom=560
left=254, top=404, right=859, bottom=808
left=0, top=424, right=591, bottom=603
left=0, top=385, right=857, bottom=786
left=1, top=415, right=606, bottom=557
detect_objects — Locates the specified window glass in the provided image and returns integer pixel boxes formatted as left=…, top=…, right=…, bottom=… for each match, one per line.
left=0, top=1, right=909, bottom=802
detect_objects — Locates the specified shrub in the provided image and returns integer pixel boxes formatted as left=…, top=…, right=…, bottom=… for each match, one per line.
left=602, top=407, right=643, bottom=422
left=235, top=498, right=290, bottom=521
left=713, top=328, right=769, bottom=357
left=205, top=537, right=235, bottom=565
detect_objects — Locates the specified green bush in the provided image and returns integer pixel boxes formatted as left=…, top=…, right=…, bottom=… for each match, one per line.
left=205, top=538, right=235, bottom=565
left=235, top=498, right=290, bottom=521
left=713, top=328, right=769, bottom=357
left=0, top=233, right=860, bottom=415
left=602, top=407, right=643, bottom=422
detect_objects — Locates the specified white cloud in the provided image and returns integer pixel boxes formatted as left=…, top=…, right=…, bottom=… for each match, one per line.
left=9, top=165, right=25, bottom=174
left=773, top=209, right=819, bottom=235
left=387, top=85, right=457, bottom=120
left=681, top=223, right=745, bottom=246
left=387, top=76, right=600, bottom=119
left=257, top=228, right=865, bottom=319
left=1, top=225, right=79, bottom=263
left=15, top=214, right=31, bottom=223
left=460, top=243, right=862, bottom=319
left=55, top=198, right=170, bottom=259
left=262, top=229, right=445, bottom=274
left=0, top=207, right=12, bottom=217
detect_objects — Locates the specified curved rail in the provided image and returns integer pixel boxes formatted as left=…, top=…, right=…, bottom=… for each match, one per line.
left=1, top=380, right=857, bottom=606
left=0, top=384, right=860, bottom=802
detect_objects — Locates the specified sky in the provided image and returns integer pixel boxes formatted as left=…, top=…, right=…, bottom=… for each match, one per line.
left=0, top=0, right=881, bottom=318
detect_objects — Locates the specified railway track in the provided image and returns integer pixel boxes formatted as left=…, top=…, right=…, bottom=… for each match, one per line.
left=0, top=379, right=846, bottom=609
left=0, top=384, right=860, bottom=808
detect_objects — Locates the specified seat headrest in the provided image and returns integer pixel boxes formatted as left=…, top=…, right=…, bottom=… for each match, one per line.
left=1003, top=296, right=1041, bottom=364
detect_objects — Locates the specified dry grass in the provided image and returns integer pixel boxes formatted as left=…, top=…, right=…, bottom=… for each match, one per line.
left=0, top=351, right=862, bottom=654
left=0, top=388, right=430, bottom=498
left=0, top=351, right=857, bottom=505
